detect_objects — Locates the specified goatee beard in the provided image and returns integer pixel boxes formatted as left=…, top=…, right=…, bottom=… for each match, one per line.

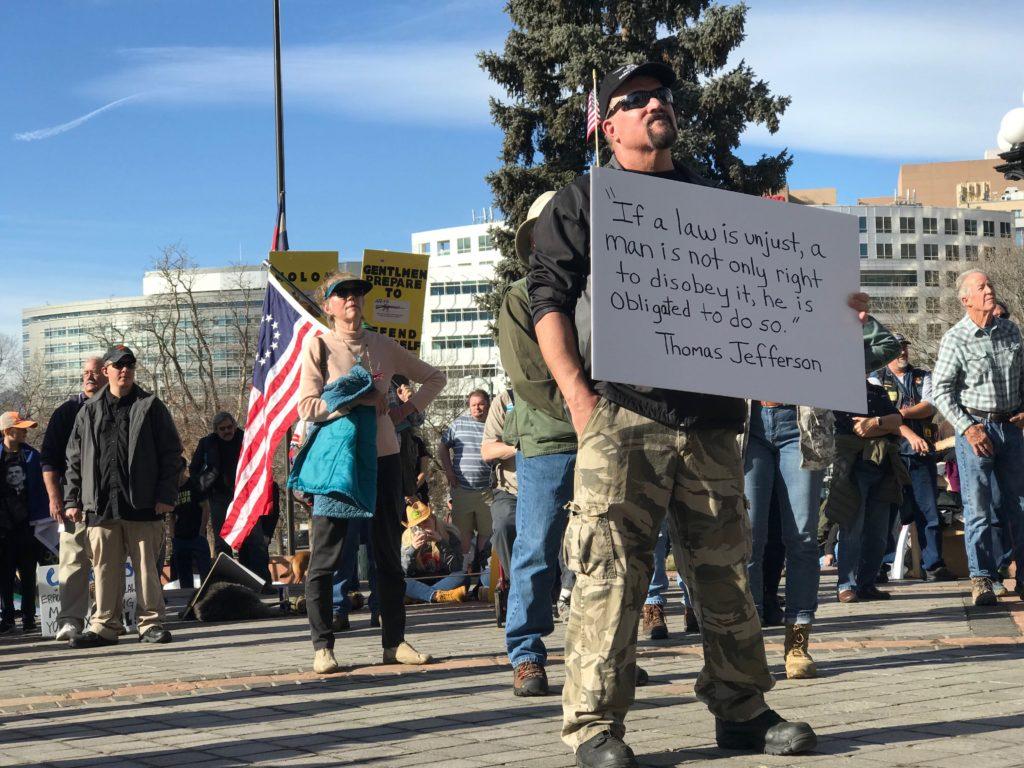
left=647, top=119, right=677, bottom=150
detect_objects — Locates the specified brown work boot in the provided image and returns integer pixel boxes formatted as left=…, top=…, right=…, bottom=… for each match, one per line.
left=432, top=585, right=468, bottom=604
left=837, top=589, right=859, bottom=603
left=512, top=661, right=549, bottom=697
left=972, top=577, right=998, bottom=606
left=784, top=624, right=818, bottom=679
left=641, top=604, right=669, bottom=640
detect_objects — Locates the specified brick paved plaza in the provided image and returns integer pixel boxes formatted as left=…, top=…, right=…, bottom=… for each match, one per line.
left=2, top=573, right=1024, bottom=768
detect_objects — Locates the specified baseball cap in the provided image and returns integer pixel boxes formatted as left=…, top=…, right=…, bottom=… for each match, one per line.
left=102, top=344, right=136, bottom=366
left=514, top=191, right=558, bottom=260
left=893, top=333, right=910, bottom=346
left=598, top=61, right=676, bottom=120
left=0, top=411, right=38, bottom=431
left=322, top=271, right=373, bottom=299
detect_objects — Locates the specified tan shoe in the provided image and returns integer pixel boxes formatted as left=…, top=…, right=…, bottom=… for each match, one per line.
left=784, top=624, right=818, bottom=679
left=641, top=604, right=668, bottom=640
left=971, top=577, right=998, bottom=606
left=432, top=585, right=468, bottom=603
left=383, top=641, right=434, bottom=665
left=313, top=648, right=339, bottom=674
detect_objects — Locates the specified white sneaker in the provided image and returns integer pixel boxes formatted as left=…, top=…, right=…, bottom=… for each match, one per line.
left=55, top=622, right=80, bottom=641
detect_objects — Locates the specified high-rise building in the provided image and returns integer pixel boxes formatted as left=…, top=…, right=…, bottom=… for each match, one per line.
left=410, top=216, right=505, bottom=411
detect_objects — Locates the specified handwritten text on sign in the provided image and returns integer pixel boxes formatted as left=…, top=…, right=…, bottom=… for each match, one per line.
left=590, top=167, right=865, bottom=412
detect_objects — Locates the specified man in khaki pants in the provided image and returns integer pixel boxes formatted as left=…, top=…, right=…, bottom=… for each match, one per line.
left=40, top=357, right=106, bottom=640
left=64, top=345, right=182, bottom=647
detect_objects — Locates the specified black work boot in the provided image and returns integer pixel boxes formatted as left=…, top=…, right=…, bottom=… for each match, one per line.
left=575, top=732, right=638, bottom=768
left=716, top=709, right=817, bottom=755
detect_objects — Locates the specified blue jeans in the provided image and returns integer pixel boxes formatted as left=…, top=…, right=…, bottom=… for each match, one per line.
left=505, top=451, right=576, bottom=668
left=955, top=422, right=1024, bottom=580
left=901, top=457, right=944, bottom=571
left=646, top=519, right=670, bottom=606
left=744, top=404, right=822, bottom=624
left=172, top=536, right=211, bottom=589
left=404, top=571, right=467, bottom=603
left=837, top=459, right=891, bottom=593
left=332, top=519, right=378, bottom=617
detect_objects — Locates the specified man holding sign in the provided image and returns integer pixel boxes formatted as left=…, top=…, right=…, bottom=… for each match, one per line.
left=529, top=61, right=818, bottom=766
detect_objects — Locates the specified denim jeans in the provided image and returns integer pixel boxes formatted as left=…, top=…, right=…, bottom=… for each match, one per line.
left=646, top=518, right=670, bottom=606
left=837, top=459, right=891, bottom=593
left=505, top=451, right=576, bottom=668
left=332, top=519, right=378, bottom=617
left=404, top=571, right=467, bottom=603
left=901, top=456, right=945, bottom=571
left=172, top=536, right=211, bottom=590
left=743, top=404, right=822, bottom=624
left=955, top=422, right=1024, bottom=580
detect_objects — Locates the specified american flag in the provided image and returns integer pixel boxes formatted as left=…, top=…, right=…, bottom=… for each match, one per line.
left=271, top=192, right=289, bottom=251
left=585, top=88, right=599, bottom=140
left=221, top=272, right=323, bottom=548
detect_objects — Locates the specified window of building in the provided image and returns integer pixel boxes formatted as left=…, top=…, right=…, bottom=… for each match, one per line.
left=430, top=308, right=493, bottom=323
left=900, top=243, right=916, bottom=259
left=944, top=218, right=958, bottom=235
left=928, top=324, right=944, bottom=340
left=876, top=243, right=893, bottom=259
left=923, top=243, right=938, bottom=260
left=875, top=216, right=892, bottom=234
left=858, top=216, right=867, bottom=233
left=983, top=220, right=995, bottom=237
left=945, top=244, right=959, bottom=261
left=456, top=237, right=472, bottom=254
left=899, top=216, right=916, bottom=234
left=478, top=234, right=494, bottom=251
left=964, top=219, right=978, bottom=236
left=860, top=269, right=918, bottom=287
left=417, top=242, right=430, bottom=255
left=437, top=240, right=451, bottom=256
left=859, top=243, right=868, bottom=258
left=922, top=217, right=937, bottom=235
left=431, top=334, right=496, bottom=350
left=926, top=297, right=941, bottom=314
left=429, top=280, right=491, bottom=296
left=945, top=271, right=958, bottom=287
left=924, top=270, right=939, bottom=287
left=1001, top=221, right=1012, bottom=238
left=871, top=296, right=918, bottom=314
left=983, top=245, right=996, bottom=260
left=965, top=245, right=979, bottom=261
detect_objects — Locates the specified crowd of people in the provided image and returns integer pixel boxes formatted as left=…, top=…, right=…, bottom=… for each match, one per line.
left=2, top=60, right=1023, bottom=768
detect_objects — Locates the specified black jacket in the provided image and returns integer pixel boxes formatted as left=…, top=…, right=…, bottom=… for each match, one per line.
left=527, top=156, right=745, bottom=430
left=40, top=393, right=87, bottom=475
left=64, top=384, right=183, bottom=519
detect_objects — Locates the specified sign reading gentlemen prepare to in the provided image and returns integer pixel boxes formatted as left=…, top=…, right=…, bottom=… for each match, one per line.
left=590, top=166, right=865, bottom=412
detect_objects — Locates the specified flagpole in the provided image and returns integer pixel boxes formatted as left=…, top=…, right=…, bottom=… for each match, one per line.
left=273, top=0, right=297, bottom=556
left=592, top=69, right=600, bottom=167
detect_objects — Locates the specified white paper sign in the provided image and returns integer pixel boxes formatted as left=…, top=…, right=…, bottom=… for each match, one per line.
left=38, top=560, right=138, bottom=638
left=590, top=167, right=866, bottom=412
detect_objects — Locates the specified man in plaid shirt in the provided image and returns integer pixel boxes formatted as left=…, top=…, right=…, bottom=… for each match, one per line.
left=931, top=270, right=1024, bottom=605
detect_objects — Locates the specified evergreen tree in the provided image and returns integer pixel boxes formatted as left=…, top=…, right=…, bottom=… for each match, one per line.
left=478, top=1, right=792, bottom=319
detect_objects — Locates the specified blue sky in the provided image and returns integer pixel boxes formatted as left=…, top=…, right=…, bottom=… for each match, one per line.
left=3, top=0, right=1021, bottom=340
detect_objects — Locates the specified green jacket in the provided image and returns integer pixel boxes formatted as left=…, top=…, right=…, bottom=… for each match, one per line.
left=497, top=279, right=577, bottom=458
left=823, top=433, right=911, bottom=527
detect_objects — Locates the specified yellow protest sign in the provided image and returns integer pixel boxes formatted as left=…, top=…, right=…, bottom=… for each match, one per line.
left=361, top=249, right=429, bottom=353
left=269, top=251, right=339, bottom=292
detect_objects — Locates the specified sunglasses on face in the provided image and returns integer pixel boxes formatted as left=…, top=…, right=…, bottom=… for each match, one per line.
left=111, top=360, right=136, bottom=370
left=331, top=287, right=364, bottom=300
left=606, top=86, right=674, bottom=118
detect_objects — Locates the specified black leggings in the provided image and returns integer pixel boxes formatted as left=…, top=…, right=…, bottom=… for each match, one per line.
left=306, top=454, right=406, bottom=650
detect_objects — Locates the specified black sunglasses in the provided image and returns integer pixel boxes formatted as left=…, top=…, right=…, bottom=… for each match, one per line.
left=606, top=86, right=674, bottom=118
left=330, top=285, right=366, bottom=300
left=110, top=360, right=136, bottom=370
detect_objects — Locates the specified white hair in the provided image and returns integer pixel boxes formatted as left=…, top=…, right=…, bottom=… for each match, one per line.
left=955, top=269, right=991, bottom=299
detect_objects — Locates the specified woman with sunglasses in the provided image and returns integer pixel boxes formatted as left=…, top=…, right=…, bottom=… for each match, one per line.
left=297, top=271, right=446, bottom=674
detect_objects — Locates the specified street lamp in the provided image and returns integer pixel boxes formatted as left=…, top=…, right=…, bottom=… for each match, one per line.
left=995, top=96, right=1024, bottom=181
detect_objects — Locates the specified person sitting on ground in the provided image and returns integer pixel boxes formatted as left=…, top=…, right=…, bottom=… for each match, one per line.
left=400, top=501, right=467, bottom=604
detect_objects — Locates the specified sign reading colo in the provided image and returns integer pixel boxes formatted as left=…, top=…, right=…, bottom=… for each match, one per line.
left=589, top=166, right=866, bottom=412
left=361, top=249, right=429, bottom=353
left=269, top=251, right=339, bottom=292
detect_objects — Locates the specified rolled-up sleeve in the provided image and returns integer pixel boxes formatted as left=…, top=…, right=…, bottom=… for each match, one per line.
left=527, top=185, right=590, bottom=325
left=932, top=332, right=971, bottom=434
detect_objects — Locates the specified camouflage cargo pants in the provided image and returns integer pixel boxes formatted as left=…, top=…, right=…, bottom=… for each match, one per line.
left=561, top=398, right=773, bottom=750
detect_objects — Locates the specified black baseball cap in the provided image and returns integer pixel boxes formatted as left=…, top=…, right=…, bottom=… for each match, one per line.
left=598, top=61, right=676, bottom=119
left=102, top=344, right=136, bottom=366
left=893, top=333, right=910, bottom=346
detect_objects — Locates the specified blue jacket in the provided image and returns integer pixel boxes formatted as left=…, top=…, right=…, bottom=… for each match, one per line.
left=0, top=443, right=49, bottom=530
left=287, top=366, right=378, bottom=519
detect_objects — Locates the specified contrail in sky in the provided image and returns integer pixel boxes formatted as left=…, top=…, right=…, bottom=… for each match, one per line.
left=13, top=94, right=142, bottom=142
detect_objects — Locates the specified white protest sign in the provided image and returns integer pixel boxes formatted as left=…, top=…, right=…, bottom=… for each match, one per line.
left=37, top=560, right=138, bottom=638
left=590, top=166, right=866, bottom=412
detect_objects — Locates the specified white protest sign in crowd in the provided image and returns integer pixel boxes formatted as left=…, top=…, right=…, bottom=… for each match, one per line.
left=36, top=560, right=138, bottom=638
left=590, top=166, right=866, bottom=413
